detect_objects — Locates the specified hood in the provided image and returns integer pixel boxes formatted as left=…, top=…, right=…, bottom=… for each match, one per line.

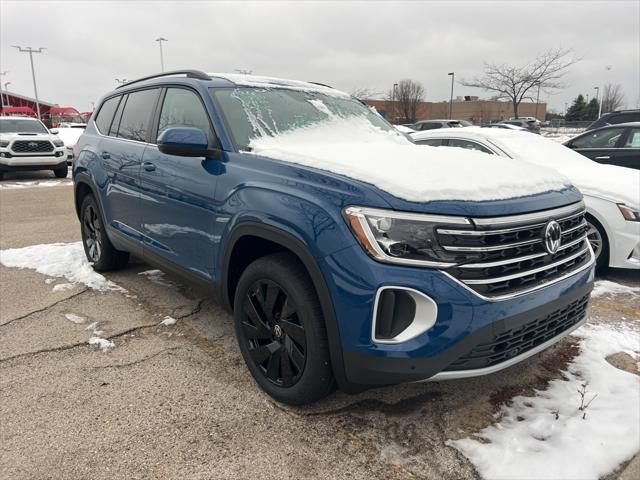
left=248, top=117, right=572, bottom=206
left=486, top=130, right=640, bottom=209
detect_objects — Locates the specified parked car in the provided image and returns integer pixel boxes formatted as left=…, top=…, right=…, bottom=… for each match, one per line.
left=409, top=119, right=464, bottom=130
left=482, top=123, right=529, bottom=131
left=411, top=127, right=640, bottom=272
left=586, top=109, right=640, bottom=131
left=500, top=118, right=541, bottom=133
left=563, top=122, right=639, bottom=170
left=74, top=70, right=594, bottom=404
left=0, top=116, right=68, bottom=180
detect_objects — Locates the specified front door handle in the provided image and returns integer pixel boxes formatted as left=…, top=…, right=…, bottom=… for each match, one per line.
left=594, top=156, right=611, bottom=160
left=101, top=152, right=110, bottom=159
left=142, top=162, right=156, bottom=172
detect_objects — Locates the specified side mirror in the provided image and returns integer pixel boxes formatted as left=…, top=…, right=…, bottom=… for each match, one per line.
left=49, top=128, right=59, bottom=134
left=157, top=127, right=210, bottom=157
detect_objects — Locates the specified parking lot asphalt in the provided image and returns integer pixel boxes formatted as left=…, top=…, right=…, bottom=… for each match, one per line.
left=1, top=171, right=638, bottom=480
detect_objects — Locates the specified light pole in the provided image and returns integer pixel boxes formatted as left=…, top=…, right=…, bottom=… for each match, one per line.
left=594, top=86, right=602, bottom=119
left=12, top=46, right=45, bottom=119
left=392, top=83, right=398, bottom=123
left=155, top=37, right=168, bottom=72
left=448, top=72, right=454, bottom=119
left=534, top=81, right=541, bottom=120
left=3, top=82, right=11, bottom=108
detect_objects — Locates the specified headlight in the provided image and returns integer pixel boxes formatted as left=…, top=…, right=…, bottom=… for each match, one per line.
left=618, top=204, right=640, bottom=222
left=343, top=206, right=471, bottom=267
left=52, top=137, right=64, bottom=147
left=0, top=140, right=8, bottom=148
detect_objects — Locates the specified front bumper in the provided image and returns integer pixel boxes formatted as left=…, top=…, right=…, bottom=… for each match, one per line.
left=322, top=244, right=595, bottom=389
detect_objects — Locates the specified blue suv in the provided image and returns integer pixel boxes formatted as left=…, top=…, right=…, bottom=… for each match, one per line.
left=73, top=71, right=595, bottom=404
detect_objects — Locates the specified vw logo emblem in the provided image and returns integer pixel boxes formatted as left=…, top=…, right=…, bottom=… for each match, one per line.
left=544, top=220, right=562, bottom=254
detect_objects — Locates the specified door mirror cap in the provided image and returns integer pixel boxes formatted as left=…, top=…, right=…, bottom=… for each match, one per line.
left=157, top=127, right=210, bottom=157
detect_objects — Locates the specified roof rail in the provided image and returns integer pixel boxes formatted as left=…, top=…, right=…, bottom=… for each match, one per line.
left=116, top=70, right=212, bottom=89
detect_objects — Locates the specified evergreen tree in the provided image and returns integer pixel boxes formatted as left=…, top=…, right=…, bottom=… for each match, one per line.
left=565, top=94, right=587, bottom=121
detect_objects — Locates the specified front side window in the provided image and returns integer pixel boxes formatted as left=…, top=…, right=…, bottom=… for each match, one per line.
left=94, top=96, right=120, bottom=135
left=0, top=117, right=48, bottom=134
left=158, top=88, right=212, bottom=139
left=623, top=128, right=640, bottom=148
left=571, top=128, right=625, bottom=149
left=116, top=89, right=159, bottom=142
left=211, top=87, right=393, bottom=149
left=447, top=138, right=494, bottom=154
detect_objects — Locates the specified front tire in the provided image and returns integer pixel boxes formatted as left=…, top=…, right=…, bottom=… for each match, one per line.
left=53, top=165, right=68, bottom=178
left=80, top=195, right=129, bottom=271
left=233, top=253, right=335, bottom=405
left=586, top=216, right=609, bottom=273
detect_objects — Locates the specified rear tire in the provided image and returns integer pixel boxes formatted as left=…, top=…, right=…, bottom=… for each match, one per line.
left=80, top=195, right=129, bottom=271
left=586, top=216, right=609, bottom=273
left=53, top=165, right=68, bottom=178
left=233, top=252, right=335, bottom=405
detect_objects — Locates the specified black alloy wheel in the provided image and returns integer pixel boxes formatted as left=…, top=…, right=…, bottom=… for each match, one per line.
left=241, top=279, right=306, bottom=387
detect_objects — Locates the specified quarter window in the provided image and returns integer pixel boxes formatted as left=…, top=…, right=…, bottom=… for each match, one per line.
left=116, top=89, right=159, bottom=142
left=571, top=128, right=625, bottom=149
left=157, top=88, right=212, bottom=139
left=94, top=96, right=120, bottom=135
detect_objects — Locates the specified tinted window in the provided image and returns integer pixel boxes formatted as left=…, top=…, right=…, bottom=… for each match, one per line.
left=623, top=129, right=640, bottom=148
left=158, top=88, right=212, bottom=139
left=447, top=138, right=494, bottom=154
left=116, top=89, right=159, bottom=142
left=94, top=96, right=120, bottom=134
left=416, top=139, right=443, bottom=146
left=571, top=128, right=625, bottom=149
left=608, top=113, right=639, bottom=125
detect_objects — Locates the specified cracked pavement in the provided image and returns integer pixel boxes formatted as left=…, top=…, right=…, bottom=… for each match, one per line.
left=1, top=172, right=638, bottom=479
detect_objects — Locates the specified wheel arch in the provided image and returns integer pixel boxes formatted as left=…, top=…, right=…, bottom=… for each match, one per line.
left=221, top=222, right=349, bottom=390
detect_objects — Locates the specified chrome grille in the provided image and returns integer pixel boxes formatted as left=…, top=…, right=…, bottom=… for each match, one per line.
left=438, top=202, right=592, bottom=299
left=11, top=140, right=54, bottom=153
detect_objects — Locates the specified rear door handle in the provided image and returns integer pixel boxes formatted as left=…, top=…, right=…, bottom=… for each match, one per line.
left=142, top=162, right=156, bottom=172
left=594, top=156, right=610, bottom=160
left=101, top=151, right=110, bottom=159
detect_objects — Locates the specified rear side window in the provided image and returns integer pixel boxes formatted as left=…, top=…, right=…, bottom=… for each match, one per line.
left=94, top=96, right=120, bottom=134
left=116, top=89, right=159, bottom=142
left=157, top=88, right=212, bottom=139
left=571, top=128, right=625, bottom=149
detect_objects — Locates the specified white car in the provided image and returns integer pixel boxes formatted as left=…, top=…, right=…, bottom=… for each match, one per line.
left=0, top=116, right=68, bottom=179
left=411, top=127, right=640, bottom=271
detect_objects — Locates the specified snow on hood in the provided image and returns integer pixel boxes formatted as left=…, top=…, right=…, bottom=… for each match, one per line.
left=479, top=128, right=640, bottom=208
left=248, top=117, right=571, bottom=203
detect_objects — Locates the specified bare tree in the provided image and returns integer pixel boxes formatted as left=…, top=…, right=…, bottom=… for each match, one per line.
left=349, top=87, right=381, bottom=100
left=461, top=48, right=579, bottom=118
left=601, top=83, right=626, bottom=114
left=387, top=79, right=425, bottom=123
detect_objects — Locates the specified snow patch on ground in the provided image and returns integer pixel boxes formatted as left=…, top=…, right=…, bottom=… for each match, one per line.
left=249, top=116, right=570, bottom=203
left=89, top=336, right=114, bottom=351
left=592, top=280, right=640, bottom=298
left=0, top=242, right=124, bottom=292
left=160, top=316, right=178, bottom=326
left=0, top=178, right=71, bottom=189
left=449, top=323, right=640, bottom=480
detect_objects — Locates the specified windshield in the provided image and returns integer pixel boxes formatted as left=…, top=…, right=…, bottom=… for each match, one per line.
left=0, top=118, right=48, bottom=134
left=210, top=87, right=393, bottom=149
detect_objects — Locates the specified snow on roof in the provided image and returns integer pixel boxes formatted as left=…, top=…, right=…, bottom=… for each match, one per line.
left=412, top=128, right=640, bottom=208
left=248, top=116, right=570, bottom=203
left=207, top=73, right=349, bottom=97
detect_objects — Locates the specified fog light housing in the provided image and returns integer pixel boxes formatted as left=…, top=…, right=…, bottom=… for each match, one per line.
left=372, top=287, right=438, bottom=343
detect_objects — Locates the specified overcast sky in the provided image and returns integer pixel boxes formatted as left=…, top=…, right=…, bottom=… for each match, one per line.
left=1, top=0, right=638, bottom=113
